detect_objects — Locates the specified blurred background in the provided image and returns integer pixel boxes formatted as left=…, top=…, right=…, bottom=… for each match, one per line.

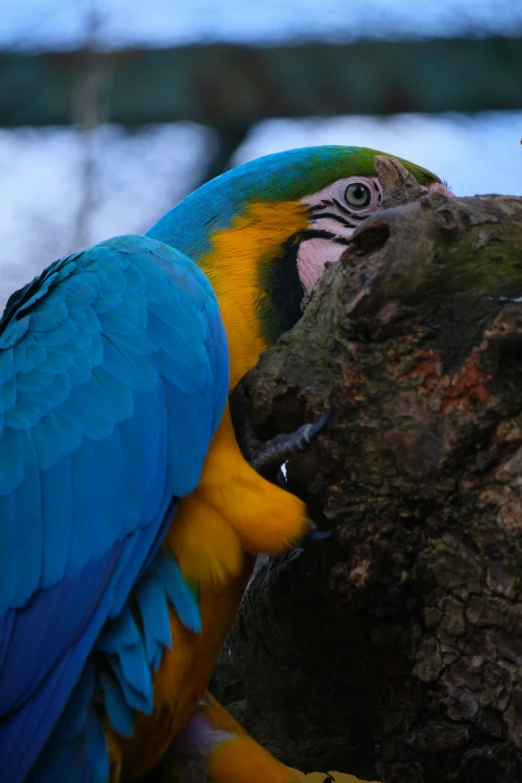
left=1, top=4, right=520, bottom=781
left=0, top=0, right=521, bottom=308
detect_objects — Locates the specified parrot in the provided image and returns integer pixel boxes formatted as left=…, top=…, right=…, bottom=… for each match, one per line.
left=0, top=146, right=452, bottom=783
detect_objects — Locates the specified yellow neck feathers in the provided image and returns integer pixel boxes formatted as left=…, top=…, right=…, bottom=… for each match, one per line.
left=199, top=200, right=309, bottom=388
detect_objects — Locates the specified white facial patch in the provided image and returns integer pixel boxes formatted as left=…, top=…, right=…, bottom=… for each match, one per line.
left=297, top=175, right=455, bottom=292
left=297, top=236, right=351, bottom=291
left=297, top=175, right=382, bottom=292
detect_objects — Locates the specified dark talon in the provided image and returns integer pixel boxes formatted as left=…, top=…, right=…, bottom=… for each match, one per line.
left=230, top=387, right=334, bottom=477
left=230, top=391, right=336, bottom=539
left=301, top=406, right=333, bottom=446
left=246, top=408, right=333, bottom=475
left=305, top=519, right=335, bottom=542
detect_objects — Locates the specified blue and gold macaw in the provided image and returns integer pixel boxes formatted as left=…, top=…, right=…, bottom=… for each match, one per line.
left=0, top=147, right=451, bottom=783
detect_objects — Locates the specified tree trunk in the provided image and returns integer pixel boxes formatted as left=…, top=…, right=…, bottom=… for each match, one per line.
left=213, top=167, right=522, bottom=783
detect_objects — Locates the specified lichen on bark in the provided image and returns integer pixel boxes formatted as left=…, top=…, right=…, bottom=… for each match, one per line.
left=214, top=162, right=522, bottom=783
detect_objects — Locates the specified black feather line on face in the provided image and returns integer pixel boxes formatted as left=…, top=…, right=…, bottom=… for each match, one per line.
left=310, top=211, right=355, bottom=228
left=298, top=228, right=352, bottom=245
left=331, top=197, right=368, bottom=221
left=258, top=233, right=305, bottom=346
left=331, top=196, right=358, bottom=218
left=309, top=202, right=330, bottom=213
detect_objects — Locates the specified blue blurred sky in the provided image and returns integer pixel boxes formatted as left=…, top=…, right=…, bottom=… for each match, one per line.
left=3, top=0, right=522, bottom=48
left=0, top=0, right=521, bottom=303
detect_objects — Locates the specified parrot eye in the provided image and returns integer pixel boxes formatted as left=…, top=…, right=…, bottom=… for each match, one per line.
left=344, top=182, right=371, bottom=208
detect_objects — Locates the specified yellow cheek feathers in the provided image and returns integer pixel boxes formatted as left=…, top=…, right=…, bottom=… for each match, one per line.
left=199, top=200, right=309, bottom=388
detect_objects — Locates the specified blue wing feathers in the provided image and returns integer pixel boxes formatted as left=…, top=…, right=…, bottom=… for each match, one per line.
left=41, top=452, right=75, bottom=586
left=0, top=548, right=123, bottom=783
left=0, top=492, right=17, bottom=608
left=11, top=437, right=43, bottom=608
left=2, top=546, right=121, bottom=716
left=98, top=589, right=164, bottom=717
left=154, top=551, right=202, bottom=634
left=98, top=671, right=135, bottom=739
left=0, top=234, right=229, bottom=782
left=136, top=573, right=173, bottom=665
left=27, top=666, right=110, bottom=783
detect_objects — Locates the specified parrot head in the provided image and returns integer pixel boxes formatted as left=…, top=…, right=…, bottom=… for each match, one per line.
left=148, top=146, right=452, bottom=385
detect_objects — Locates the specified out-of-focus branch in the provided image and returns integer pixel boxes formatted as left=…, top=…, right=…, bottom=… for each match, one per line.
left=1, top=38, right=521, bottom=128
left=72, top=8, right=108, bottom=249
left=193, top=123, right=251, bottom=189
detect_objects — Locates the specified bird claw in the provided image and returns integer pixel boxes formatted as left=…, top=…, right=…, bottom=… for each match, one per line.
left=297, top=408, right=333, bottom=449
left=246, top=406, right=333, bottom=474
left=230, top=389, right=336, bottom=542
left=305, top=519, right=334, bottom=542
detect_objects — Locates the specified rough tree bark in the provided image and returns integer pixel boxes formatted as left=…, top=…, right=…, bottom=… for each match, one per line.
left=212, top=161, right=522, bottom=783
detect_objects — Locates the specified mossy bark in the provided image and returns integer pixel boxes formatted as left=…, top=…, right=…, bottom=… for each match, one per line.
left=213, top=175, right=522, bottom=782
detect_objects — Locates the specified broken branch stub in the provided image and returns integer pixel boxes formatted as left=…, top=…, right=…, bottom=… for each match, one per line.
left=217, top=180, right=522, bottom=782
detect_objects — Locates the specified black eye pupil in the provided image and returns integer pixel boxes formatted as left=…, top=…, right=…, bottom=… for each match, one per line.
left=345, top=183, right=370, bottom=207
